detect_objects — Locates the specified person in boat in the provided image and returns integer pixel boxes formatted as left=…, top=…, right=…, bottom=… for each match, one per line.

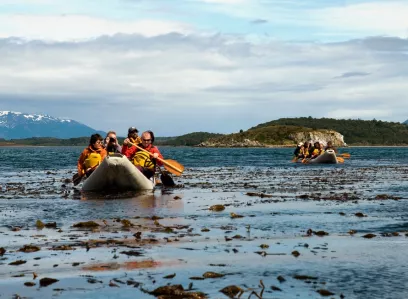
left=121, top=127, right=142, bottom=155
left=293, top=142, right=304, bottom=159
left=104, top=131, right=122, bottom=154
left=77, top=133, right=107, bottom=178
left=297, top=141, right=310, bottom=159
left=309, top=141, right=324, bottom=159
left=324, top=141, right=338, bottom=153
left=123, top=130, right=163, bottom=179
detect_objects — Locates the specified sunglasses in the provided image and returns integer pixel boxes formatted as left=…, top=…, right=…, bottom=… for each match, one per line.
left=95, top=141, right=103, bottom=144
left=142, top=139, right=152, bottom=142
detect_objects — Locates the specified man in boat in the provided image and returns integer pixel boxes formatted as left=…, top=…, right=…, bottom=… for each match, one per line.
left=123, top=130, right=163, bottom=179
left=104, top=131, right=122, bottom=154
left=293, top=142, right=304, bottom=158
left=324, top=141, right=338, bottom=153
left=77, top=133, right=107, bottom=178
left=121, top=127, right=141, bottom=155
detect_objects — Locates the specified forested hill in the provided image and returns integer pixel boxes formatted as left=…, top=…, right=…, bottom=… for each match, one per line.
left=155, top=132, right=224, bottom=146
left=251, top=117, right=408, bottom=145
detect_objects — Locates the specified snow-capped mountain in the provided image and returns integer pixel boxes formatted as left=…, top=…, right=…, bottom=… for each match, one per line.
left=0, top=111, right=105, bottom=139
left=404, top=119, right=408, bottom=125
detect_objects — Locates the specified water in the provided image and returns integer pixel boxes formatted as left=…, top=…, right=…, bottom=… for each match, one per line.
left=0, top=146, right=408, bottom=299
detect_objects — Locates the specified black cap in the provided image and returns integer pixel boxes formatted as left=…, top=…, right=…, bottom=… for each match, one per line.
left=128, top=127, right=139, bottom=134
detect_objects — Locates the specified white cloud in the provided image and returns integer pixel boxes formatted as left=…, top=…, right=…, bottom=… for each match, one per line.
left=0, top=14, right=192, bottom=40
left=312, top=1, right=408, bottom=38
left=0, top=34, right=407, bottom=135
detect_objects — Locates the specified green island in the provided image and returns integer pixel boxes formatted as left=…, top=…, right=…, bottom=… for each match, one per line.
left=1, top=117, right=408, bottom=147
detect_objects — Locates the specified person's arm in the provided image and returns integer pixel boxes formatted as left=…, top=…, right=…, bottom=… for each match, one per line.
left=77, top=150, right=87, bottom=176
left=150, top=147, right=163, bottom=166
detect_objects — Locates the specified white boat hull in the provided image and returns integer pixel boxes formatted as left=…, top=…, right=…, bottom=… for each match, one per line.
left=82, top=154, right=155, bottom=192
left=308, top=149, right=338, bottom=164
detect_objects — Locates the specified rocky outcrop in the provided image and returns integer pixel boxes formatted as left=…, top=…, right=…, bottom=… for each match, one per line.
left=197, top=129, right=346, bottom=147
left=289, top=130, right=346, bottom=146
left=197, top=138, right=265, bottom=148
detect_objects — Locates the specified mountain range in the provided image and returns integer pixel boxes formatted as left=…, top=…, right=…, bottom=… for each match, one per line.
left=0, top=111, right=105, bottom=139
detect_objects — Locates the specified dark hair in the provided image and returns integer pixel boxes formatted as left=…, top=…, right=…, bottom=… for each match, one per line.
left=147, top=130, right=155, bottom=143
left=89, top=133, right=103, bottom=145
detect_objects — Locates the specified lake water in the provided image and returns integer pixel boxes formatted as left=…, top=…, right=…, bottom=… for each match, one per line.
left=0, top=146, right=408, bottom=299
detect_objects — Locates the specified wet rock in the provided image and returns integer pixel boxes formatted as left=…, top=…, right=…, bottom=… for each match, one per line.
left=45, top=222, right=57, bottom=228
left=87, top=278, right=103, bottom=284
left=209, top=205, right=225, bottom=211
left=292, top=250, right=300, bottom=257
left=190, top=277, right=206, bottom=280
left=201, top=228, right=210, bottom=232
left=294, top=275, right=318, bottom=280
left=109, top=280, right=120, bottom=287
left=317, top=289, right=335, bottom=296
left=314, top=231, right=329, bottom=236
left=362, top=233, right=376, bottom=239
left=0, top=247, right=5, bottom=256
left=18, top=245, right=40, bottom=253
left=246, top=192, right=273, bottom=198
left=259, top=244, right=269, bottom=249
left=36, top=220, right=45, bottom=229
left=348, top=230, right=357, bottom=235
left=355, top=212, right=366, bottom=217
left=72, top=221, right=100, bottom=228
left=134, top=232, right=142, bottom=239
left=150, top=284, right=207, bottom=298
left=121, top=219, right=133, bottom=227
left=277, top=275, right=286, bottom=283
left=120, top=250, right=144, bottom=256
left=24, top=282, right=36, bottom=287
left=52, top=245, right=74, bottom=251
left=339, top=212, right=346, bottom=216
left=219, top=285, right=244, bottom=298
left=230, top=212, right=244, bottom=219
left=39, top=277, right=59, bottom=287
left=203, top=272, right=224, bottom=278
left=271, top=286, right=282, bottom=291
left=9, top=260, right=26, bottom=266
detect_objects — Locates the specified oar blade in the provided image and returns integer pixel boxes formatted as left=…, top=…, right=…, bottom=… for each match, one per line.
left=160, top=173, right=175, bottom=187
left=340, top=153, right=351, bottom=158
left=163, top=159, right=184, bottom=176
left=337, top=157, right=345, bottom=163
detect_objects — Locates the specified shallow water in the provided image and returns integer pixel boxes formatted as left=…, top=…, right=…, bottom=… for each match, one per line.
left=1, top=146, right=408, bottom=298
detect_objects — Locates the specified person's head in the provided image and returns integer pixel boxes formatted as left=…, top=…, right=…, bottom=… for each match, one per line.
left=141, top=131, right=155, bottom=147
left=89, top=133, right=103, bottom=149
left=327, top=141, right=333, bottom=147
left=128, top=127, right=139, bottom=139
left=314, top=142, right=321, bottom=149
left=106, top=131, right=117, bottom=144
left=304, top=141, right=309, bottom=148
left=298, top=142, right=304, bottom=148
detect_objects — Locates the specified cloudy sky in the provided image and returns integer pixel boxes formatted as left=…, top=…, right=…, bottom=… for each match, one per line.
left=0, top=0, right=407, bottom=136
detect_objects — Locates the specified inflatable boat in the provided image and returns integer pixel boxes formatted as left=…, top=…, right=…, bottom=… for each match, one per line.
left=82, top=153, right=155, bottom=192
left=308, top=149, right=338, bottom=164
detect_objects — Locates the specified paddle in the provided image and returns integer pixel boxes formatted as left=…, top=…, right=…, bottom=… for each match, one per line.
left=337, top=157, right=345, bottom=163
left=291, top=156, right=299, bottom=162
left=72, top=173, right=82, bottom=186
left=338, top=153, right=351, bottom=158
left=156, top=167, right=175, bottom=187
left=72, top=165, right=98, bottom=186
left=129, top=142, right=184, bottom=176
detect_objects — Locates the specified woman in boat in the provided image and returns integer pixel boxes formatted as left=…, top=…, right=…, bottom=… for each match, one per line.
left=297, top=141, right=310, bottom=159
left=309, top=142, right=324, bottom=159
left=77, top=133, right=107, bottom=178
left=104, top=130, right=122, bottom=154
left=124, top=131, right=163, bottom=179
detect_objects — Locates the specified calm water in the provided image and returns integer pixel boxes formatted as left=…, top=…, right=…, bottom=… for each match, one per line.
left=1, top=146, right=408, bottom=299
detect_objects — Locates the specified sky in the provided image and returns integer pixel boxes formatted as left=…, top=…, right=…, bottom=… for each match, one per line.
left=0, top=0, right=407, bottom=136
